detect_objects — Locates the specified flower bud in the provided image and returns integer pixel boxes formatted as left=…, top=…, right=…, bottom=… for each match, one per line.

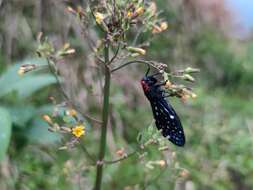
left=116, top=148, right=125, bottom=157
left=182, top=74, right=195, bottom=82
left=61, top=126, right=72, bottom=133
left=130, top=53, right=141, bottom=57
left=158, top=160, right=166, bottom=167
left=160, top=22, right=168, bottom=31
left=136, top=7, right=145, bottom=15
left=172, top=151, right=176, bottom=159
left=164, top=80, right=172, bottom=89
left=18, top=64, right=37, bottom=75
left=191, top=92, right=197, bottom=99
left=180, top=169, right=190, bottom=178
left=185, top=67, right=200, bottom=73
left=66, top=6, right=76, bottom=14
left=126, top=46, right=146, bottom=55
left=63, top=43, right=70, bottom=50
left=152, top=25, right=162, bottom=34
left=42, top=114, right=53, bottom=124
left=66, top=109, right=77, bottom=117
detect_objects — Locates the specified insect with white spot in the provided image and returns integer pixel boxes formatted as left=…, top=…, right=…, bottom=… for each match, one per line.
left=140, top=69, right=185, bottom=146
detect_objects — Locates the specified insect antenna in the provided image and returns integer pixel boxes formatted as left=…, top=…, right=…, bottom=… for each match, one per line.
left=145, top=65, right=162, bottom=78
left=145, top=65, right=151, bottom=76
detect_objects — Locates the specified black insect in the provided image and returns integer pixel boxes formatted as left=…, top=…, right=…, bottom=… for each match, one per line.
left=140, top=68, right=185, bottom=146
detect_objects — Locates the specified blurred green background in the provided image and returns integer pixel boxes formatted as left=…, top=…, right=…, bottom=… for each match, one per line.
left=0, top=0, right=253, bottom=190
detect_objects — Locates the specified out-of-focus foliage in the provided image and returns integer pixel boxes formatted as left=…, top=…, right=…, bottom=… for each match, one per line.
left=0, top=59, right=55, bottom=98
left=0, top=58, right=59, bottom=160
left=0, top=0, right=253, bottom=190
left=0, top=107, right=11, bottom=161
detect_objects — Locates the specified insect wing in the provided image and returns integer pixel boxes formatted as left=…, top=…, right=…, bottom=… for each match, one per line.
left=150, top=99, right=185, bottom=146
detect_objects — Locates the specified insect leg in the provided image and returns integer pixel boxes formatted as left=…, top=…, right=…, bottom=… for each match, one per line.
left=162, top=92, right=176, bottom=98
left=150, top=72, right=162, bottom=77
left=154, top=80, right=168, bottom=87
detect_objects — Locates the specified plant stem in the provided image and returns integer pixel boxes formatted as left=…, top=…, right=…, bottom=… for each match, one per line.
left=94, top=42, right=111, bottom=190
left=111, top=60, right=160, bottom=73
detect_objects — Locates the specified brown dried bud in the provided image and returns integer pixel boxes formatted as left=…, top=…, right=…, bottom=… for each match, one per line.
left=116, top=148, right=125, bottom=157
left=18, top=64, right=37, bottom=75
left=180, top=169, right=190, bottom=178
left=158, top=160, right=166, bottom=167
left=42, top=114, right=53, bottom=124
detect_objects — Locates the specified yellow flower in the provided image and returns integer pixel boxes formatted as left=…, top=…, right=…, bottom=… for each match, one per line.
left=94, top=12, right=105, bottom=24
left=72, top=124, right=85, bottom=138
left=136, top=7, right=144, bottom=15
left=127, top=11, right=133, bottom=18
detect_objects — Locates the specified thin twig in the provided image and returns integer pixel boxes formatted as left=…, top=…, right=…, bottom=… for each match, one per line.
left=142, top=165, right=168, bottom=190
left=46, top=58, right=69, bottom=100
left=78, top=139, right=96, bottom=164
left=104, top=151, right=137, bottom=164
left=133, top=26, right=144, bottom=46
left=88, top=0, right=106, bottom=32
left=111, top=59, right=160, bottom=73
left=46, top=58, right=102, bottom=124
left=107, top=43, right=120, bottom=65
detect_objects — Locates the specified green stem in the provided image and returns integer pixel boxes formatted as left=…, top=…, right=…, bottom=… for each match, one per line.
left=111, top=60, right=159, bottom=73
left=94, top=42, right=111, bottom=190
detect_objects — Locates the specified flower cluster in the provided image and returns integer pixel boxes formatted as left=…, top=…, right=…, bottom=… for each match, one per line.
left=162, top=67, right=200, bottom=101
left=42, top=105, right=86, bottom=149
left=72, top=125, right=85, bottom=138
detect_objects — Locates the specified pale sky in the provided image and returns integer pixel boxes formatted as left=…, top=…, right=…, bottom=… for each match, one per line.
left=227, top=0, right=253, bottom=34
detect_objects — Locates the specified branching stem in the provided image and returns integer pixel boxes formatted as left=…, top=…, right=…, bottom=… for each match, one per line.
left=111, top=60, right=161, bottom=73
left=94, top=40, right=111, bottom=190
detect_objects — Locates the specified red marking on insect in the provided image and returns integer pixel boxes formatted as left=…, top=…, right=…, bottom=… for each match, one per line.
left=141, top=80, right=149, bottom=92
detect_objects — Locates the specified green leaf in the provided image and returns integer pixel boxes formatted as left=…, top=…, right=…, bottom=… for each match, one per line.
left=26, top=118, right=61, bottom=145
left=4, top=104, right=53, bottom=129
left=6, top=105, right=36, bottom=128
left=0, top=74, right=56, bottom=99
left=0, top=107, right=12, bottom=161
left=0, top=58, right=56, bottom=99
left=0, top=58, right=46, bottom=87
